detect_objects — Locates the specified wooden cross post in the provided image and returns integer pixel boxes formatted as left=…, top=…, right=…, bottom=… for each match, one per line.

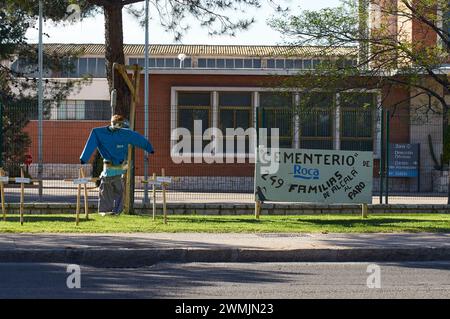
left=362, top=203, right=368, bottom=219
left=255, top=200, right=261, bottom=220
left=76, top=168, right=81, bottom=226
left=0, top=168, right=6, bottom=221
left=113, top=63, right=142, bottom=215
left=142, top=172, right=174, bottom=223
left=19, top=167, right=25, bottom=225
left=162, top=169, right=167, bottom=225
left=65, top=173, right=97, bottom=225
left=80, top=167, right=89, bottom=220
left=12, top=170, right=38, bottom=225
left=152, top=172, right=156, bottom=220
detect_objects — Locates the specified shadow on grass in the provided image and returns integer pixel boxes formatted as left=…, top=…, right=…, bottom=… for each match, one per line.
left=167, top=216, right=263, bottom=224
left=296, top=217, right=450, bottom=232
left=3, top=216, right=93, bottom=223
left=299, top=217, right=444, bottom=225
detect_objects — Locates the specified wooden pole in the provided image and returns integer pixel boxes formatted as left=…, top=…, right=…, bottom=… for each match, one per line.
left=362, top=203, right=368, bottom=218
left=0, top=168, right=6, bottom=221
left=255, top=200, right=261, bottom=220
left=152, top=172, right=156, bottom=220
left=124, top=65, right=140, bottom=215
left=76, top=168, right=81, bottom=226
left=80, top=167, right=89, bottom=220
left=20, top=167, right=24, bottom=225
left=162, top=168, right=167, bottom=224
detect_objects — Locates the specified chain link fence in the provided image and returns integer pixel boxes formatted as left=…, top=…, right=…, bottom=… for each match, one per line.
left=0, top=100, right=448, bottom=205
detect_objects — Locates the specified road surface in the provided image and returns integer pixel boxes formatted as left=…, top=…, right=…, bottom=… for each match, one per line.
left=0, top=262, right=449, bottom=299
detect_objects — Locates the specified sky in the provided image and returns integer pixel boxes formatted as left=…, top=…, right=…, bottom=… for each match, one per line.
left=25, top=0, right=340, bottom=45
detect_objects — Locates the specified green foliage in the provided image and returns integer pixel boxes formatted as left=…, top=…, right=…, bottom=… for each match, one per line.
left=0, top=0, right=90, bottom=176
left=269, top=0, right=449, bottom=115
left=1, top=99, right=32, bottom=176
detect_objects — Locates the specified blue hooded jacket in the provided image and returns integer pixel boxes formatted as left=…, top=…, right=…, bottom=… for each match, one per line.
left=80, top=126, right=154, bottom=166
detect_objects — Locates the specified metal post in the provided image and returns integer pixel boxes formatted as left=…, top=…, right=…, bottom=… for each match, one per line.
left=379, top=108, right=384, bottom=204
left=152, top=172, right=156, bottom=220
left=447, top=161, right=450, bottom=205
left=0, top=168, right=6, bottom=221
left=385, top=110, right=390, bottom=204
left=417, top=143, right=421, bottom=193
left=38, top=0, right=44, bottom=201
left=143, top=0, right=150, bottom=205
left=0, top=102, right=3, bottom=168
left=162, top=168, right=167, bottom=224
left=20, top=166, right=25, bottom=226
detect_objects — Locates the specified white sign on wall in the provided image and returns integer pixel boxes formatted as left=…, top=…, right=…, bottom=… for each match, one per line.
left=255, top=147, right=373, bottom=204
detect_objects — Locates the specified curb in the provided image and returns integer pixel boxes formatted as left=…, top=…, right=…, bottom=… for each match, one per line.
left=4, top=202, right=450, bottom=215
left=1, top=247, right=450, bottom=267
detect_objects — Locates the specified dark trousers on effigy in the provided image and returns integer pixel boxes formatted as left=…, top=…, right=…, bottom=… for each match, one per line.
left=98, top=175, right=124, bottom=213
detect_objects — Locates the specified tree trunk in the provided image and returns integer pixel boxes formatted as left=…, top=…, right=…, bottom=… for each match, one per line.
left=104, top=4, right=131, bottom=118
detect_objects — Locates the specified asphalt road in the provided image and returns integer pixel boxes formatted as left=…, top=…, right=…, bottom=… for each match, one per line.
left=0, top=262, right=449, bottom=299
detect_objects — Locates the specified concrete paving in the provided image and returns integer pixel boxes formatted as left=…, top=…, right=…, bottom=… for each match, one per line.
left=1, top=233, right=450, bottom=267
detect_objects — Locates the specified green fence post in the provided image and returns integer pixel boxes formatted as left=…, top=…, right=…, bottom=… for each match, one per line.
left=385, top=110, right=390, bottom=204
left=256, top=106, right=260, bottom=147
left=379, top=108, right=384, bottom=204
left=0, top=101, right=2, bottom=168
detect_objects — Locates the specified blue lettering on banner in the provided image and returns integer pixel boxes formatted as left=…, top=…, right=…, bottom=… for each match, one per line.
left=293, top=164, right=320, bottom=180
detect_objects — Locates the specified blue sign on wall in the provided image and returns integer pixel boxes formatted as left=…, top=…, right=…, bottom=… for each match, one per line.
left=388, top=143, right=419, bottom=178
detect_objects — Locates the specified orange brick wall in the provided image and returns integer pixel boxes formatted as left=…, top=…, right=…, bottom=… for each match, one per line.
left=24, top=120, right=109, bottom=164
left=24, top=74, right=412, bottom=178
left=135, top=74, right=278, bottom=177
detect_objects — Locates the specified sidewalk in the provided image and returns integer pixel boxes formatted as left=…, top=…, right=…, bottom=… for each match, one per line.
left=1, top=233, right=450, bottom=267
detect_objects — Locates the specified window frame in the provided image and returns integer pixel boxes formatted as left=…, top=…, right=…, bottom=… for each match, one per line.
left=339, top=92, right=376, bottom=152
left=218, top=92, right=253, bottom=156
left=259, top=92, right=295, bottom=149
left=170, top=87, right=381, bottom=161
left=298, top=93, right=335, bottom=150
left=176, top=92, right=213, bottom=156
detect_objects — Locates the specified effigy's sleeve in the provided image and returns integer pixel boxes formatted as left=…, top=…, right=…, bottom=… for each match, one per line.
left=80, top=129, right=99, bottom=164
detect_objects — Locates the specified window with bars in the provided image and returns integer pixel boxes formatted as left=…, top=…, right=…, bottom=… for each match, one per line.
left=259, top=92, right=293, bottom=148
left=267, top=59, right=309, bottom=69
left=177, top=92, right=211, bottom=151
left=298, top=93, right=334, bottom=150
left=129, top=57, right=192, bottom=68
left=266, top=59, right=356, bottom=70
left=52, top=100, right=110, bottom=120
left=197, top=58, right=261, bottom=69
left=58, top=58, right=106, bottom=78
left=55, top=100, right=85, bottom=120
left=218, top=92, right=253, bottom=154
left=10, top=58, right=51, bottom=77
left=85, top=100, right=111, bottom=120
left=340, top=92, right=375, bottom=151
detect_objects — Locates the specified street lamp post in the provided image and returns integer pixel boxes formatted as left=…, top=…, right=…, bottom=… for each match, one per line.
left=38, top=0, right=44, bottom=200
left=178, top=53, right=186, bottom=68
left=144, top=0, right=150, bottom=204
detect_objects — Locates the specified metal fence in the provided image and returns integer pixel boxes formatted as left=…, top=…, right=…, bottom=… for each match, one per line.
left=0, top=100, right=448, bottom=205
